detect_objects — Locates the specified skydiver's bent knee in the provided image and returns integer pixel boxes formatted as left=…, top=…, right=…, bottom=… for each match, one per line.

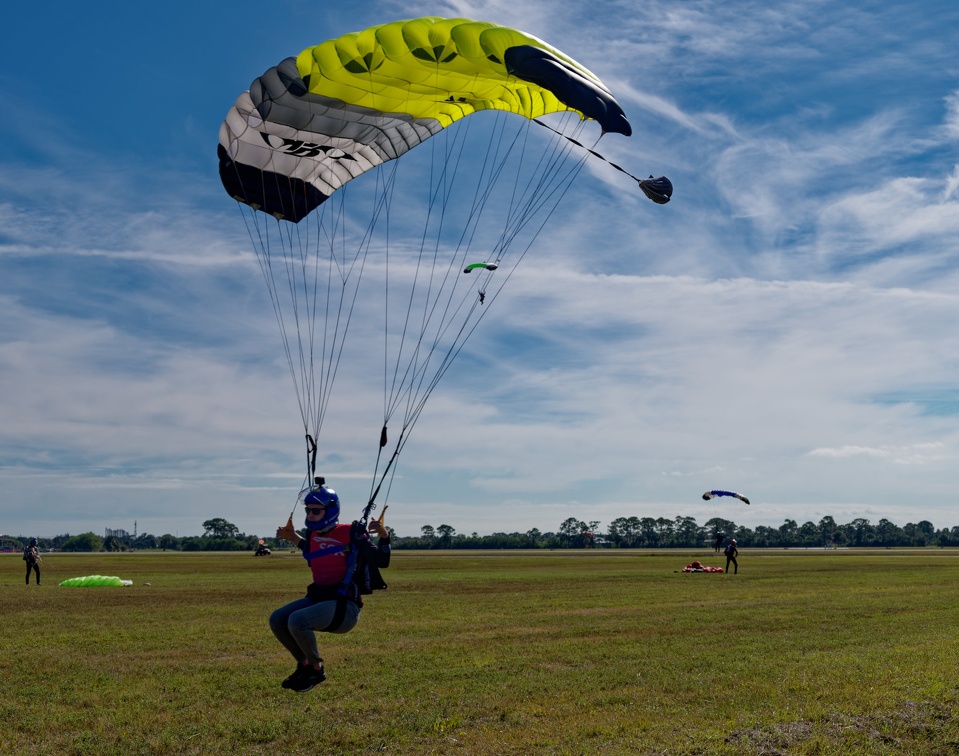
left=288, top=600, right=360, bottom=636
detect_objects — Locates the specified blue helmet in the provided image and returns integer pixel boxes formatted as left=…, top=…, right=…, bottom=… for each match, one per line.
left=302, top=485, right=340, bottom=532
left=29, top=537, right=38, bottom=547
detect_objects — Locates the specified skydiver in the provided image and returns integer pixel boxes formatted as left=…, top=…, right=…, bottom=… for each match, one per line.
left=23, top=537, right=41, bottom=585
left=479, top=291, right=486, bottom=304
left=713, top=532, right=724, bottom=553
left=270, top=482, right=390, bottom=692
left=724, top=539, right=739, bottom=574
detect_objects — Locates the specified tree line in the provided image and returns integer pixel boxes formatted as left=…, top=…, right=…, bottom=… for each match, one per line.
left=8, top=514, right=959, bottom=552
left=393, top=515, right=959, bottom=550
left=6, top=518, right=262, bottom=553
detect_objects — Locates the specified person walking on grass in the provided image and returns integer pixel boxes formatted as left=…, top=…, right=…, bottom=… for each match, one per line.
left=23, top=537, right=41, bottom=585
left=724, top=538, right=739, bottom=574
left=270, top=480, right=391, bottom=693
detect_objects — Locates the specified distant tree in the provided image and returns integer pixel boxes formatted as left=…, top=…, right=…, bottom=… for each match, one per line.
left=420, top=525, right=435, bottom=540
left=639, top=517, right=659, bottom=547
left=877, top=518, right=903, bottom=547
left=939, top=526, right=959, bottom=547
left=607, top=516, right=641, bottom=547
left=103, top=535, right=125, bottom=552
left=779, top=519, right=799, bottom=547
left=798, top=521, right=819, bottom=547
left=202, top=518, right=240, bottom=539
left=158, top=533, right=179, bottom=551
left=673, top=516, right=701, bottom=547
left=704, top=517, right=735, bottom=538
left=559, top=517, right=586, bottom=547
left=654, top=517, right=675, bottom=546
left=61, top=532, right=104, bottom=552
left=133, top=533, right=157, bottom=550
left=903, top=520, right=935, bottom=547
left=436, top=524, right=456, bottom=546
left=818, top=516, right=838, bottom=547
left=847, top=518, right=875, bottom=547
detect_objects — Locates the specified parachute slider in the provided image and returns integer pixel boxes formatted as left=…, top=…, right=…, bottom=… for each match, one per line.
left=463, top=262, right=499, bottom=274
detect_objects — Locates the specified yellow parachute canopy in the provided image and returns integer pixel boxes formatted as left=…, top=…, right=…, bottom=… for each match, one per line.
left=219, top=17, right=631, bottom=221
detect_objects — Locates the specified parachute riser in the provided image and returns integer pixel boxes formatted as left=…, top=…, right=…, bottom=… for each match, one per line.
left=364, top=425, right=405, bottom=523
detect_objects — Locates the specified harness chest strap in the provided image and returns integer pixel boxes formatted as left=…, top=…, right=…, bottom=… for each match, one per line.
left=303, top=542, right=348, bottom=562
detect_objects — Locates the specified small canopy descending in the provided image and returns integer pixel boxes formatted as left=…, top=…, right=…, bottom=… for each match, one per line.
left=463, top=262, right=499, bottom=273
left=703, top=490, right=750, bottom=505
left=59, top=575, right=133, bottom=587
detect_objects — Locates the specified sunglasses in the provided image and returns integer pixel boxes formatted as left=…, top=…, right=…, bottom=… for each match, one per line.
left=305, top=506, right=327, bottom=515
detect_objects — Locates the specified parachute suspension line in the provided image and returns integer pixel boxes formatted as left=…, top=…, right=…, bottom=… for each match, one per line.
left=364, top=426, right=406, bottom=523
left=380, top=107, right=495, bottom=436
left=373, top=114, right=600, bottom=497
left=280, top=216, right=318, bottom=439
left=373, top=73, right=493, bottom=501
left=405, top=119, right=597, bottom=407
left=304, top=163, right=398, bottom=463
left=495, top=114, right=591, bottom=257
left=396, top=113, right=473, bottom=425
left=380, top=81, right=454, bottom=432
left=238, top=204, right=312, bottom=435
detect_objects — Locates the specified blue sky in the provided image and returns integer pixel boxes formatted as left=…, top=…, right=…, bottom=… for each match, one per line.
left=2, top=0, right=959, bottom=540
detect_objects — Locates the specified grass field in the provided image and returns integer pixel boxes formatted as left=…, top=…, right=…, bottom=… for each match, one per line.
left=4, top=548, right=959, bottom=754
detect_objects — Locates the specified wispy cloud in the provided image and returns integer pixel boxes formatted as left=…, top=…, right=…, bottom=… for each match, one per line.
left=808, top=443, right=947, bottom=465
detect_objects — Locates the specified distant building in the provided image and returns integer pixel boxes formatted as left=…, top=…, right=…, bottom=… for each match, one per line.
left=104, top=524, right=136, bottom=547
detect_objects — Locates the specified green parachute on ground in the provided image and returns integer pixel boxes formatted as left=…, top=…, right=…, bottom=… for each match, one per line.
left=59, top=575, right=133, bottom=587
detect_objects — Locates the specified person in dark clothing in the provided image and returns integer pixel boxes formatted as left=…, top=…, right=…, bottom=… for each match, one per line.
left=23, top=537, right=41, bottom=585
left=724, top=539, right=739, bottom=574
left=270, top=482, right=390, bottom=693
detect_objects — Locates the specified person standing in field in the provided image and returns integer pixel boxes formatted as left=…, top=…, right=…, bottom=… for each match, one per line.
left=713, top=532, right=725, bottom=553
left=270, top=481, right=391, bottom=693
left=23, top=537, right=41, bottom=585
left=724, top=538, right=739, bottom=574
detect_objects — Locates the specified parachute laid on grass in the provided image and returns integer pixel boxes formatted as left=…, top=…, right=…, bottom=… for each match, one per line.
left=59, top=575, right=133, bottom=587
left=218, top=17, right=670, bottom=518
left=703, top=490, right=750, bottom=505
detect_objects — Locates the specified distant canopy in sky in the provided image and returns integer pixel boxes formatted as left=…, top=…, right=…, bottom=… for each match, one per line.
left=217, top=16, right=632, bottom=222
left=703, top=490, right=751, bottom=505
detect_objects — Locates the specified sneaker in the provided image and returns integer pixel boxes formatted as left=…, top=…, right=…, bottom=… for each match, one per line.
left=289, top=666, right=326, bottom=693
left=281, top=665, right=309, bottom=689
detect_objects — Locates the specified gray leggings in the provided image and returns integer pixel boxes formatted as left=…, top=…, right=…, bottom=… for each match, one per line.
left=269, top=597, right=360, bottom=666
